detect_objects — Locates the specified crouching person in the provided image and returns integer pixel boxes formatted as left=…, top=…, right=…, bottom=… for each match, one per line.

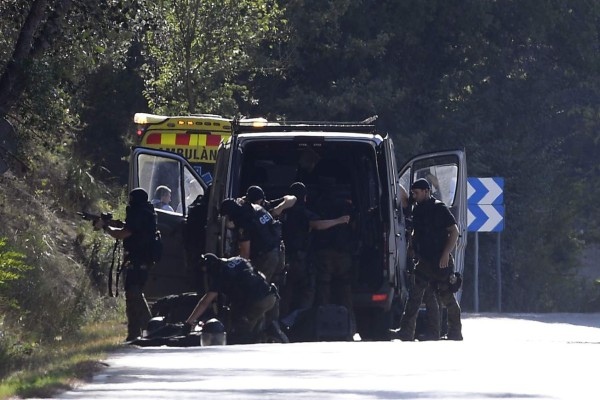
left=185, top=253, right=288, bottom=344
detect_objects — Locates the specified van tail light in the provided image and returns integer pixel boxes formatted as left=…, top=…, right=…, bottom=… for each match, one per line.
left=372, top=293, right=388, bottom=302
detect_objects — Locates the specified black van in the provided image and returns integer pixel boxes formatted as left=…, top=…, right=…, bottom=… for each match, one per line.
left=129, top=118, right=467, bottom=340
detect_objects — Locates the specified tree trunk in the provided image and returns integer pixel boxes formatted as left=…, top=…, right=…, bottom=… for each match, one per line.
left=0, top=0, right=73, bottom=119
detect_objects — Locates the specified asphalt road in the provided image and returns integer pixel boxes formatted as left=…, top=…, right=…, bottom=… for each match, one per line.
left=57, top=313, right=600, bottom=400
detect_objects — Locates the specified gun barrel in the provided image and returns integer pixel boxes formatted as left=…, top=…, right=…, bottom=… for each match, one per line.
left=77, top=211, right=100, bottom=221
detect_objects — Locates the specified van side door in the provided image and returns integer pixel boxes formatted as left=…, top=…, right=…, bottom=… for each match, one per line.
left=129, top=147, right=207, bottom=301
left=382, top=137, right=406, bottom=294
left=398, top=150, right=468, bottom=293
left=205, top=137, right=233, bottom=256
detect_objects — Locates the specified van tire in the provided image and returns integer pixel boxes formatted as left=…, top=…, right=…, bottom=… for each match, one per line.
left=355, top=307, right=392, bottom=341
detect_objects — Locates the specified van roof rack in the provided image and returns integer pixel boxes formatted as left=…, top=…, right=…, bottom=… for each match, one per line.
left=233, top=117, right=378, bottom=135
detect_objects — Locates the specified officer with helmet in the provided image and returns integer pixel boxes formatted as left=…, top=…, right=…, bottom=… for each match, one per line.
left=221, top=188, right=291, bottom=283
left=184, top=253, right=288, bottom=344
left=240, top=186, right=294, bottom=283
left=96, top=188, right=155, bottom=342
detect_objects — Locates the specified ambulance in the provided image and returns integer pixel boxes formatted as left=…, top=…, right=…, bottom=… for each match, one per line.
left=133, top=113, right=232, bottom=185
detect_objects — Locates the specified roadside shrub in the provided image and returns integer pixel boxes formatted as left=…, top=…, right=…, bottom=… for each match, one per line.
left=0, top=238, right=31, bottom=315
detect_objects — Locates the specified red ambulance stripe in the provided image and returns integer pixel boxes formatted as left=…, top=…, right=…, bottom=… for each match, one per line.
left=146, top=133, right=162, bottom=144
left=206, top=135, right=221, bottom=146
left=176, top=134, right=191, bottom=145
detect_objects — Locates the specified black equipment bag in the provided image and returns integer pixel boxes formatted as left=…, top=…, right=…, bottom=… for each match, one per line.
left=151, top=292, right=202, bottom=323
left=314, top=304, right=353, bottom=341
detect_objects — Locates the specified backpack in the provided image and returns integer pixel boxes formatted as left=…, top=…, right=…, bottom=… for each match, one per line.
left=126, top=202, right=162, bottom=265
left=183, top=193, right=208, bottom=263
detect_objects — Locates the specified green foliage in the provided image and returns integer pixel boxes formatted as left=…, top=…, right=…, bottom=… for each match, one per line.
left=74, top=64, right=148, bottom=185
left=141, top=0, right=285, bottom=115
left=249, top=0, right=600, bottom=312
left=0, top=238, right=31, bottom=312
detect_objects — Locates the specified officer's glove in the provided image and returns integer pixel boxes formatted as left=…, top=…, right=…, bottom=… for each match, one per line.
left=448, top=272, right=463, bottom=293
left=180, top=322, right=193, bottom=336
left=93, top=219, right=104, bottom=231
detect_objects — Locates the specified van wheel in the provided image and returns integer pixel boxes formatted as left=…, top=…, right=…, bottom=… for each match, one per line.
left=355, top=308, right=392, bottom=341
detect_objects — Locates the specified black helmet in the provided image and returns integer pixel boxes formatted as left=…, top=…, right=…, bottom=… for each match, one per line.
left=245, top=185, right=265, bottom=203
left=219, top=198, right=243, bottom=220
left=289, top=182, right=307, bottom=202
left=129, top=187, right=149, bottom=205
left=201, top=318, right=227, bottom=346
left=144, top=316, right=166, bottom=338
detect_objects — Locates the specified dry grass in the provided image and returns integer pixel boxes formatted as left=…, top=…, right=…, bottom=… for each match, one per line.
left=0, top=319, right=125, bottom=399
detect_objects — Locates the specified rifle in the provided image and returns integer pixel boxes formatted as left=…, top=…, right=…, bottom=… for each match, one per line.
left=77, top=211, right=124, bottom=228
left=78, top=211, right=125, bottom=297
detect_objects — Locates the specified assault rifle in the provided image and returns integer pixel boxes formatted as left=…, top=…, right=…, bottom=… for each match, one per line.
left=77, top=211, right=124, bottom=229
left=78, top=211, right=126, bottom=297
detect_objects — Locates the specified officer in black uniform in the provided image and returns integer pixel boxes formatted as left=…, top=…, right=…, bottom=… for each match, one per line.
left=390, top=178, right=462, bottom=341
left=400, top=183, right=441, bottom=341
left=185, top=254, right=287, bottom=344
left=312, top=178, right=356, bottom=331
left=273, top=182, right=351, bottom=321
left=225, top=186, right=285, bottom=283
left=96, top=188, right=155, bottom=341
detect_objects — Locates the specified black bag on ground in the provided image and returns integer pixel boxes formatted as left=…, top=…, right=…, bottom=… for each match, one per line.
left=151, top=292, right=202, bottom=323
left=314, top=304, right=353, bottom=341
left=285, top=305, right=353, bottom=342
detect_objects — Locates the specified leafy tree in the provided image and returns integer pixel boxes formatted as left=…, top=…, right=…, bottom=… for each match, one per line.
left=253, top=0, right=600, bottom=311
left=141, top=0, right=284, bottom=116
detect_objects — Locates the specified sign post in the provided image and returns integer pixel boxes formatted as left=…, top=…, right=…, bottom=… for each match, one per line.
left=467, top=177, right=504, bottom=312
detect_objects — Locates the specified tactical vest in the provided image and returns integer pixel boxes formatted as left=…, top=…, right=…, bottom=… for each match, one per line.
left=282, top=204, right=310, bottom=253
left=412, top=197, right=452, bottom=262
left=249, top=204, right=281, bottom=258
left=123, top=202, right=157, bottom=265
left=218, top=257, right=271, bottom=304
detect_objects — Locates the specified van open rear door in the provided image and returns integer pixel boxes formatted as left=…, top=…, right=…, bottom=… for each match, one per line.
left=398, top=149, right=468, bottom=295
left=129, top=147, right=208, bottom=301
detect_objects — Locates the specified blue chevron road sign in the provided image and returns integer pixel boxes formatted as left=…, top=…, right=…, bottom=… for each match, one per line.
left=467, top=177, right=504, bottom=232
left=468, top=177, right=503, bottom=205
left=468, top=204, right=504, bottom=232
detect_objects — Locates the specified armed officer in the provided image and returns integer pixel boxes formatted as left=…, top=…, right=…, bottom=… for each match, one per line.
left=390, top=178, right=462, bottom=341
left=96, top=188, right=156, bottom=341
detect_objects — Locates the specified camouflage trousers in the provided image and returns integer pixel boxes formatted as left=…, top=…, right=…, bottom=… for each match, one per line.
left=230, top=293, right=277, bottom=344
left=399, top=258, right=462, bottom=340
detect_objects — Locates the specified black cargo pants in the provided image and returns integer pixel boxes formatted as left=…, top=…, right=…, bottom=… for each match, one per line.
left=315, top=248, right=355, bottom=333
left=280, top=251, right=315, bottom=317
left=124, top=264, right=152, bottom=340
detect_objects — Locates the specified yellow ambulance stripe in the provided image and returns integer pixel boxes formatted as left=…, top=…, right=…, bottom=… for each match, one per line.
left=197, top=135, right=207, bottom=146
left=162, top=133, right=176, bottom=145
